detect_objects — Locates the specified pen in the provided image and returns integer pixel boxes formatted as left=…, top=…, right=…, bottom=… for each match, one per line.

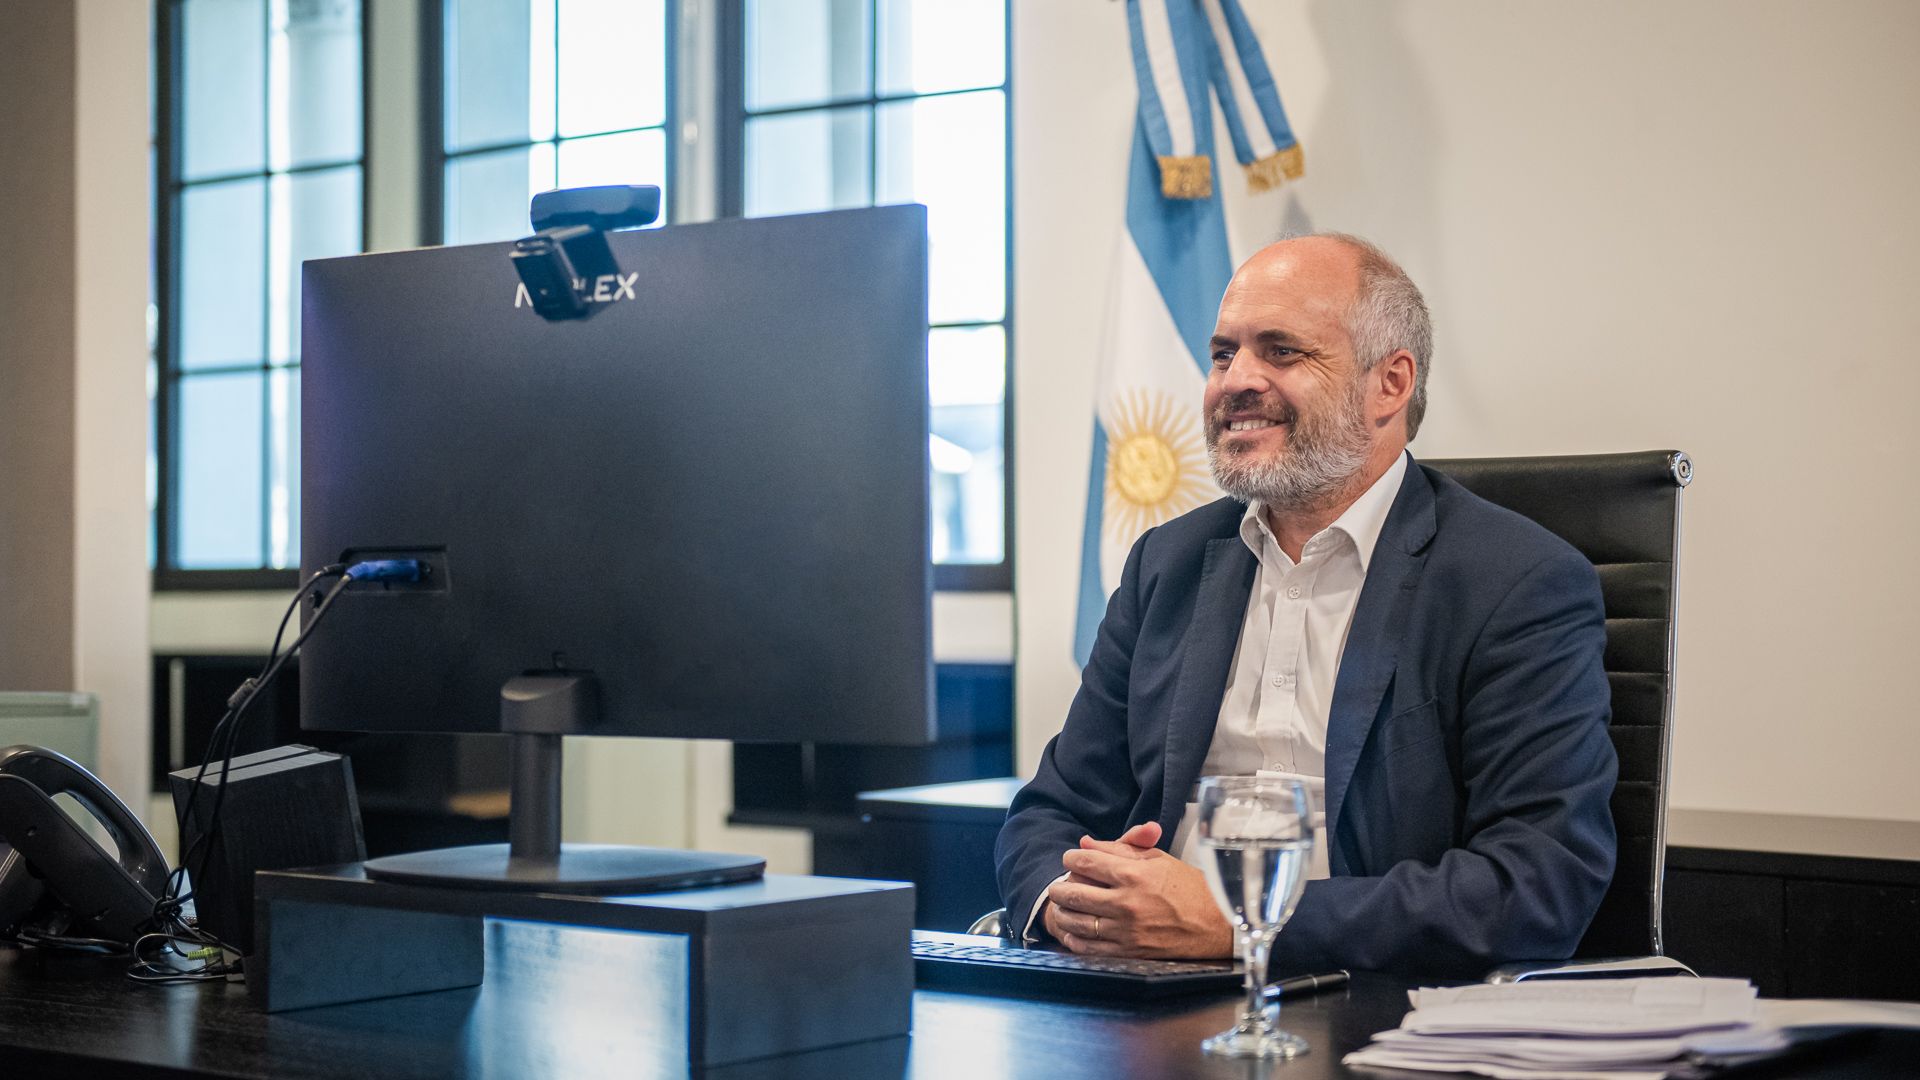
left=1264, top=970, right=1350, bottom=999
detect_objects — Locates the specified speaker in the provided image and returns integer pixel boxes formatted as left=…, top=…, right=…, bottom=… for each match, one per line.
left=170, top=744, right=365, bottom=955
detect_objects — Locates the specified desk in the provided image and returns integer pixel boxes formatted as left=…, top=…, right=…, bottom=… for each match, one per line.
left=4, top=936, right=1917, bottom=1079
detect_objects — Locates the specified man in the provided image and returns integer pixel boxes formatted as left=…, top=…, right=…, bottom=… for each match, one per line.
left=995, top=234, right=1618, bottom=978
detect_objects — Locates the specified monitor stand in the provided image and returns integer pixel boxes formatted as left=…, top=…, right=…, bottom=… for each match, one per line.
left=362, top=672, right=764, bottom=895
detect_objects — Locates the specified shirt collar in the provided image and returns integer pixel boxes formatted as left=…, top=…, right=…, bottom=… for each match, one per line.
left=1239, top=450, right=1410, bottom=573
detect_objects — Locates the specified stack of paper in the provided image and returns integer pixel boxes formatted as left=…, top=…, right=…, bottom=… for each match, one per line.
left=1343, top=978, right=1920, bottom=1080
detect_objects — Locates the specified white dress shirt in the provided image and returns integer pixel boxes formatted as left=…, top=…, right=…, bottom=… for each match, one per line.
left=1022, top=452, right=1409, bottom=944
left=1170, top=451, right=1408, bottom=882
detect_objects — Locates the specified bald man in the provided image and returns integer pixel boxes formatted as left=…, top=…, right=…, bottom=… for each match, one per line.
left=995, top=235, right=1618, bottom=978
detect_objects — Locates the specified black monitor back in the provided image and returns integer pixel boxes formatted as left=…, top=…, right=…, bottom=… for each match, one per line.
left=299, top=206, right=933, bottom=745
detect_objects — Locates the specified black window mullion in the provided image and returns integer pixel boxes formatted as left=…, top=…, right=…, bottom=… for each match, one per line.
left=176, top=157, right=358, bottom=188
left=259, top=5, right=273, bottom=569
left=742, top=83, right=1008, bottom=122
left=551, top=0, right=560, bottom=166
left=155, top=0, right=185, bottom=579
left=663, top=0, right=679, bottom=224
left=717, top=0, right=745, bottom=218
left=258, top=364, right=271, bottom=568
left=866, top=0, right=877, bottom=206
left=419, top=0, right=445, bottom=246
left=999, top=0, right=1015, bottom=593
left=360, top=0, right=373, bottom=256
left=441, top=127, right=675, bottom=170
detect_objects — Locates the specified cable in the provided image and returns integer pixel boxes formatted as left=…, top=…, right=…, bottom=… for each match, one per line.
left=16, top=930, right=131, bottom=955
left=163, top=567, right=341, bottom=906
left=125, top=931, right=235, bottom=983
left=118, top=557, right=422, bottom=983
left=175, top=571, right=353, bottom=904
left=127, top=562, right=362, bottom=979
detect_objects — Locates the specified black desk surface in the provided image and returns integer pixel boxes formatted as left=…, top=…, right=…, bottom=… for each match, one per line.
left=2, top=941, right=1914, bottom=1079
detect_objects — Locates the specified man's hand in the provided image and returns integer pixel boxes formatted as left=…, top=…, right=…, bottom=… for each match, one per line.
left=1041, top=822, right=1233, bottom=959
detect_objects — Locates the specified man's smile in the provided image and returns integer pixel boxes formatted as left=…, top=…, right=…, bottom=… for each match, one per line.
left=1214, top=410, right=1295, bottom=450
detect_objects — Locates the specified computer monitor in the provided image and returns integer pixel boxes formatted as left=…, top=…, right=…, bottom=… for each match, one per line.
left=295, top=203, right=933, bottom=891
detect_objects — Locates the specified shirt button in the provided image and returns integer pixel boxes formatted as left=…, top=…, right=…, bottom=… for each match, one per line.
left=1271, top=675, right=1284, bottom=687
left=1287, top=585, right=1302, bottom=599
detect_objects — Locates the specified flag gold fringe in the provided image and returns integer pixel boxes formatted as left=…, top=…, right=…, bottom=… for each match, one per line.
left=1156, top=155, right=1213, bottom=199
left=1244, top=143, right=1305, bottom=193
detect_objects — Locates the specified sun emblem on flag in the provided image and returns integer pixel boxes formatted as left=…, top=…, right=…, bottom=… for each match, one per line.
left=1103, top=388, right=1217, bottom=543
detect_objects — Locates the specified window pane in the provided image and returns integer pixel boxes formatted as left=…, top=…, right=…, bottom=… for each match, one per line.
left=285, top=0, right=362, bottom=169
left=557, top=129, right=666, bottom=217
left=928, top=326, right=1005, bottom=564
left=877, top=0, right=1004, bottom=97
left=745, top=106, right=870, bottom=218
left=558, top=0, right=665, bottom=137
left=273, top=164, right=362, bottom=362
left=877, top=90, right=1004, bottom=323
left=182, top=0, right=267, bottom=180
left=530, top=0, right=556, bottom=141
left=180, top=177, right=267, bottom=370
left=446, top=0, right=532, bottom=152
left=268, top=366, right=300, bottom=568
left=929, top=324, right=1005, bottom=408
left=746, top=0, right=870, bottom=111
left=445, top=144, right=538, bottom=245
left=178, top=370, right=265, bottom=568
left=532, top=140, right=559, bottom=196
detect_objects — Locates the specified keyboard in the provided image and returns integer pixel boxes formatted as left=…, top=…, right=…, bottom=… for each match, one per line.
left=911, top=930, right=1243, bottom=999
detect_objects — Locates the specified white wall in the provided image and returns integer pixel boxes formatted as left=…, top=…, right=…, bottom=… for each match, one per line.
left=1013, top=1, right=1920, bottom=824
left=366, top=0, right=421, bottom=253
left=74, top=0, right=153, bottom=812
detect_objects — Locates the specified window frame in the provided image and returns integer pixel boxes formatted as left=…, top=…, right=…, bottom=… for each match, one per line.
left=716, top=0, right=1013, bottom=592
left=418, top=0, right=680, bottom=247
left=152, top=0, right=370, bottom=592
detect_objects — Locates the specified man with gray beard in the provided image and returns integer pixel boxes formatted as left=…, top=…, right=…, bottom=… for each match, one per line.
left=995, top=235, right=1618, bottom=976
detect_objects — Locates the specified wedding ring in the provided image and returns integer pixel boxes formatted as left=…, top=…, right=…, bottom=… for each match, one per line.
left=1092, top=916, right=1102, bottom=940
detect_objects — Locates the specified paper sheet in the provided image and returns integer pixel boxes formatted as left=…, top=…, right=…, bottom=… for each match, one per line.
left=1366, top=1030, right=1688, bottom=1065
left=1756, top=997, right=1920, bottom=1031
left=1400, top=978, right=1759, bottom=1037
left=1344, top=979, right=1920, bottom=1080
left=1341, top=1047, right=1675, bottom=1080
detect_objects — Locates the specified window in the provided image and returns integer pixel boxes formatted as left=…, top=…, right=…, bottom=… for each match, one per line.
left=433, top=0, right=671, bottom=245
left=155, top=0, right=364, bottom=586
left=722, top=0, right=1011, bottom=590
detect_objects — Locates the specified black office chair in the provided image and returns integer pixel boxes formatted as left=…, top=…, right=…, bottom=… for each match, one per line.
left=1425, top=450, right=1691, bottom=971
left=972, top=451, right=1694, bottom=971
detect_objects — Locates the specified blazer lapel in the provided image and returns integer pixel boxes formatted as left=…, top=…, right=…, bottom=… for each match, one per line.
left=1322, top=464, right=1437, bottom=868
left=1157, top=534, right=1258, bottom=845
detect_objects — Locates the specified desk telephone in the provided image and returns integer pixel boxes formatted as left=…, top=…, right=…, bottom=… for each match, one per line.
left=0, top=745, right=169, bottom=947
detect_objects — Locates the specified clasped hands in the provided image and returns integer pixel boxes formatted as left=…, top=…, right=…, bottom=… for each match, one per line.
left=1041, top=821, right=1234, bottom=959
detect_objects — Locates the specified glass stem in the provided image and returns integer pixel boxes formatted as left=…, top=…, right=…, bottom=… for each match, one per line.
left=1241, top=929, right=1267, bottom=1032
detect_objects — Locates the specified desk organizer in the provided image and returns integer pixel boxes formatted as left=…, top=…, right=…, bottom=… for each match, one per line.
left=250, top=865, right=914, bottom=1068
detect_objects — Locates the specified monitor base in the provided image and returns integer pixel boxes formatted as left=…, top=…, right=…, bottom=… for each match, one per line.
left=361, top=842, right=765, bottom=895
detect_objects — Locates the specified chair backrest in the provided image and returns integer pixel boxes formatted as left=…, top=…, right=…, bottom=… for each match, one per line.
left=1423, top=450, right=1690, bottom=958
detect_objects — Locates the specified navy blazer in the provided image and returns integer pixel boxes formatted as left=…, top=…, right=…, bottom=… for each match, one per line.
left=997, top=460, right=1618, bottom=978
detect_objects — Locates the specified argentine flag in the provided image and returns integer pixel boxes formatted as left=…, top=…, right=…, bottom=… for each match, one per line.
left=1075, top=0, right=1305, bottom=665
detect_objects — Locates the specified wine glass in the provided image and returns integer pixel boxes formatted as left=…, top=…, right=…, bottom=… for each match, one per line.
left=1196, top=774, right=1314, bottom=1059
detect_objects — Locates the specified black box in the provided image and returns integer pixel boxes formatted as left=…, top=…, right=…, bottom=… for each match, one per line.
left=169, top=745, right=365, bottom=955
left=251, top=865, right=915, bottom=1067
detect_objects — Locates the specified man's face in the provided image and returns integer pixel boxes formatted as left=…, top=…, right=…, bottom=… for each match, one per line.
left=1204, top=238, right=1373, bottom=510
